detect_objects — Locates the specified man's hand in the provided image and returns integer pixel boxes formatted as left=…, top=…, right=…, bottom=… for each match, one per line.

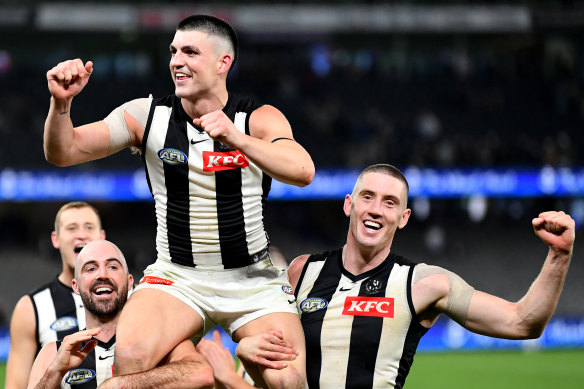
left=193, top=110, right=243, bottom=149
left=47, top=59, right=93, bottom=101
left=196, top=330, right=237, bottom=384
left=49, top=328, right=100, bottom=374
left=532, top=211, right=575, bottom=255
left=236, top=330, right=297, bottom=370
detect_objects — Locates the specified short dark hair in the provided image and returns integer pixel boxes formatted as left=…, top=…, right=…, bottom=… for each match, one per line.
left=177, top=14, right=238, bottom=70
left=353, top=164, right=410, bottom=199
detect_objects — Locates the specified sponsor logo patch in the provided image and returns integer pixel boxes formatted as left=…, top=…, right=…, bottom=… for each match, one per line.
left=158, top=148, right=187, bottom=165
left=203, top=150, right=249, bottom=171
left=282, top=285, right=294, bottom=295
left=299, top=297, right=328, bottom=313
left=140, top=276, right=174, bottom=286
left=50, top=316, right=78, bottom=332
left=342, top=296, right=394, bottom=318
left=65, top=368, right=96, bottom=385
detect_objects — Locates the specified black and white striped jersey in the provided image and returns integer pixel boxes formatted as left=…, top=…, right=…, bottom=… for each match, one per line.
left=295, top=249, right=428, bottom=389
left=57, top=335, right=115, bottom=389
left=29, top=278, right=85, bottom=352
left=142, top=93, right=271, bottom=269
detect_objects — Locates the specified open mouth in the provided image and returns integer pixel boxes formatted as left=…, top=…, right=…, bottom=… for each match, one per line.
left=93, top=286, right=114, bottom=296
left=74, top=246, right=84, bottom=254
left=364, top=221, right=381, bottom=230
left=176, top=72, right=190, bottom=81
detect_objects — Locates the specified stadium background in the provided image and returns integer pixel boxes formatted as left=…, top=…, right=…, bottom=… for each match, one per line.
left=1, top=0, right=584, bottom=387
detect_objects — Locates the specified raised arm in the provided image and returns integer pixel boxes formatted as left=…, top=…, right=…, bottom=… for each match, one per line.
left=44, top=59, right=111, bottom=166
left=193, top=105, right=314, bottom=187
left=5, top=296, right=38, bottom=389
left=97, top=339, right=214, bottom=389
left=414, top=211, right=575, bottom=340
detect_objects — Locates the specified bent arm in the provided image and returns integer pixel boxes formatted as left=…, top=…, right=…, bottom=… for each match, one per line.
left=98, top=339, right=214, bottom=389
left=6, top=296, right=38, bottom=389
left=464, top=211, right=574, bottom=339
left=417, top=211, right=575, bottom=340
left=244, top=105, right=314, bottom=187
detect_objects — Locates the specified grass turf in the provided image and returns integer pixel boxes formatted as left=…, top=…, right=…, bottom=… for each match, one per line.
left=405, top=349, right=584, bottom=388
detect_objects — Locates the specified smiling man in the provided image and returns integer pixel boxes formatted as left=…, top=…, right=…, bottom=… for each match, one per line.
left=5, top=202, right=105, bottom=389
left=27, top=240, right=212, bottom=389
left=42, top=14, right=313, bottom=389
left=237, top=163, right=576, bottom=388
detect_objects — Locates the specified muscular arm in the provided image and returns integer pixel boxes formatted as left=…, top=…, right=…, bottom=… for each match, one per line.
left=98, top=339, right=214, bottom=389
left=287, top=255, right=310, bottom=290
left=463, top=211, right=575, bottom=339
left=193, top=105, right=314, bottom=187
left=44, top=59, right=143, bottom=166
left=27, top=343, right=58, bottom=389
left=414, top=211, right=575, bottom=340
left=5, top=296, right=38, bottom=389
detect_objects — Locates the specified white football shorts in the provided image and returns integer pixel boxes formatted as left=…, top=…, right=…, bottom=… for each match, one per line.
left=133, top=253, right=299, bottom=337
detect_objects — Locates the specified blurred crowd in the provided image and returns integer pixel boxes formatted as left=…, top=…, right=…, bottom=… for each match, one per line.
left=0, top=30, right=582, bottom=171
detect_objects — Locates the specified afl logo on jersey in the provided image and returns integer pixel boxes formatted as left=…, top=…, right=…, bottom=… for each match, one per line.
left=65, top=368, right=96, bottom=384
left=158, top=148, right=188, bottom=165
left=282, top=285, right=294, bottom=295
left=300, top=297, right=328, bottom=313
left=50, top=316, right=78, bottom=332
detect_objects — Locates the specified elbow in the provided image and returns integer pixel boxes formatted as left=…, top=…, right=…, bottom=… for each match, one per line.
left=296, top=165, right=315, bottom=188
left=44, top=150, right=71, bottom=167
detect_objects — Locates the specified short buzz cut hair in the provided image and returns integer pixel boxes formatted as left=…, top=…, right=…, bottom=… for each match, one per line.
left=176, top=14, right=238, bottom=70
left=54, top=201, right=101, bottom=233
left=352, top=164, right=410, bottom=199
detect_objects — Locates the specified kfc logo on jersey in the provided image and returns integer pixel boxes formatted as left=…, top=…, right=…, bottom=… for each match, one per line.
left=342, top=296, right=394, bottom=318
left=203, top=151, right=249, bottom=172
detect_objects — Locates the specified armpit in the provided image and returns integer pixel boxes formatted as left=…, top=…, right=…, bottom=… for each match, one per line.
left=414, top=263, right=475, bottom=326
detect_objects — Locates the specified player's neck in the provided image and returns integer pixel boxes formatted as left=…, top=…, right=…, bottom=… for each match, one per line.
left=342, top=241, right=392, bottom=275
left=58, top=268, right=74, bottom=287
left=182, top=88, right=229, bottom=119
left=86, top=314, right=119, bottom=342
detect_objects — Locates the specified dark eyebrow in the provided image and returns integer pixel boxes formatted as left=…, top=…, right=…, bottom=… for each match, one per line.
left=81, top=258, right=123, bottom=270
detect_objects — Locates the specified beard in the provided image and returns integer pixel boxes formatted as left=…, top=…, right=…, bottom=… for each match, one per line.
left=79, top=280, right=128, bottom=319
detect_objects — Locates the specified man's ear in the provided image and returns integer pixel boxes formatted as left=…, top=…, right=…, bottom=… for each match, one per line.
left=127, top=274, right=134, bottom=291
left=343, top=194, right=352, bottom=217
left=398, top=208, right=411, bottom=229
left=217, top=53, right=233, bottom=75
left=72, top=279, right=80, bottom=295
left=50, top=231, right=59, bottom=249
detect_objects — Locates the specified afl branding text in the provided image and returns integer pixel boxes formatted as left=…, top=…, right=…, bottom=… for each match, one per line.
left=158, top=148, right=187, bottom=165
left=50, top=316, right=78, bottom=332
left=203, top=151, right=249, bottom=172
left=65, top=368, right=96, bottom=384
left=342, top=296, right=395, bottom=318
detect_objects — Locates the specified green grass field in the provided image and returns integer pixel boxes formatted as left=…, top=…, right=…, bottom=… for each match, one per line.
left=1, top=349, right=583, bottom=388
left=406, top=349, right=584, bottom=388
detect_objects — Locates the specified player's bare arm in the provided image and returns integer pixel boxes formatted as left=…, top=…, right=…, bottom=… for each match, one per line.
left=193, top=105, right=315, bottom=187
left=463, top=211, right=574, bottom=339
left=414, top=211, right=575, bottom=340
left=44, top=59, right=144, bottom=166
left=27, top=328, right=100, bottom=389
left=287, top=255, right=311, bottom=291
left=98, top=339, right=213, bottom=389
left=5, top=296, right=38, bottom=389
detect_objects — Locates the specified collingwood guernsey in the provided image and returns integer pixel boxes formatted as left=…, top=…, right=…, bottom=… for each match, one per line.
left=57, top=335, right=115, bottom=389
left=295, top=249, right=428, bottom=389
left=142, top=93, right=271, bottom=269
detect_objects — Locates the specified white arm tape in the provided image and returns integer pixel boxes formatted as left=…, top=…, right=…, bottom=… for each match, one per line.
left=103, top=98, right=150, bottom=155
left=414, top=264, right=475, bottom=325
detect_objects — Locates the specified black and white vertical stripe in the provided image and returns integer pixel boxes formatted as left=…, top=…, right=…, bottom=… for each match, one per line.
left=295, top=249, right=428, bottom=388
left=142, top=93, right=271, bottom=269
left=29, top=278, right=85, bottom=352
left=58, top=336, right=115, bottom=389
